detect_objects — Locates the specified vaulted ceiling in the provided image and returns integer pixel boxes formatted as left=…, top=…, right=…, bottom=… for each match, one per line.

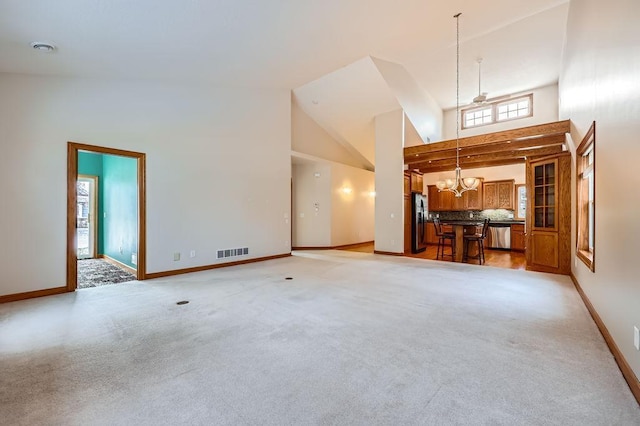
left=0, top=0, right=570, bottom=166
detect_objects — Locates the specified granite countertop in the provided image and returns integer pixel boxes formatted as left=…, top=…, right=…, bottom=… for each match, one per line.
left=426, top=219, right=525, bottom=225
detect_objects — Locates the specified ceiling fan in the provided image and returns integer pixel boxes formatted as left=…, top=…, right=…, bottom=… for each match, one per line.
left=472, top=58, right=488, bottom=105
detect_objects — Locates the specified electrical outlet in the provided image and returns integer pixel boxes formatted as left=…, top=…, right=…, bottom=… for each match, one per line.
left=190, top=250, right=196, bottom=258
left=634, top=326, right=639, bottom=351
left=173, top=252, right=181, bottom=261
left=131, top=253, right=137, bottom=265
left=119, top=246, right=123, bottom=255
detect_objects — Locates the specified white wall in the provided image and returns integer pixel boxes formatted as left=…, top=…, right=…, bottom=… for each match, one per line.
left=0, top=74, right=291, bottom=296
left=442, top=84, right=559, bottom=140
left=403, top=114, right=424, bottom=148
left=560, top=0, right=640, bottom=379
left=422, top=164, right=526, bottom=189
left=291, top=163, right=332, bottom=247
left=292, top=161, right=374, bottom=248
left=374, top=109, right=404, bottom=253
left=372, top=57, right=443, bottom=144
left=291, top=99, right=366, bottom=169
left=330, top=163, right=375, bottom=246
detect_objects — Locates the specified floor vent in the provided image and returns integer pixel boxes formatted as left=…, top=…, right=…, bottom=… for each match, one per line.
left=217, top=247, right=249, bottom=259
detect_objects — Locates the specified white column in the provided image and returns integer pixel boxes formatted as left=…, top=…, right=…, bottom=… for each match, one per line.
left=374, top=109, right=405, bottom=253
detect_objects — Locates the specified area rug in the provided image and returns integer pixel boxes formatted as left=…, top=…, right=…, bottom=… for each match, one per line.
left=77, top=258, right=136, bottom=289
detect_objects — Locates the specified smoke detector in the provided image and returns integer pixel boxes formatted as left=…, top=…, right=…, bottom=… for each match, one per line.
left=30, top=42, right=56, bottom=52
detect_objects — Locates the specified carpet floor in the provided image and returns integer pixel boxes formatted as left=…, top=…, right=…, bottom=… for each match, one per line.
left=1, top=250, right=638, bottom=425
left=77, top=258, right=136, bottom=289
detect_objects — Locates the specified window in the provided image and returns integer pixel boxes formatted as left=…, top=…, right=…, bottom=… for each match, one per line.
left=576, top=121, right=596, bottom=271
left=462, top=94, right=533, bottom=129
left=463, top=106, right=492, bottom=128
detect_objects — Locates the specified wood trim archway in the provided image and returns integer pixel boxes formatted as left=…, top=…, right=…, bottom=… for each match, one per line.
left=67, top=142, right=147, bottom=291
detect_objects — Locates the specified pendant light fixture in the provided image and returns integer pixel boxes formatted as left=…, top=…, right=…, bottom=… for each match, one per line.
left=435, top=13, right=480, bottom=198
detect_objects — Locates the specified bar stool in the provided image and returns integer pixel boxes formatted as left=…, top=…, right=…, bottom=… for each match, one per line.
left=463, top=218, right=490, bottom=264
left=433, top=218, right=456, bottom=260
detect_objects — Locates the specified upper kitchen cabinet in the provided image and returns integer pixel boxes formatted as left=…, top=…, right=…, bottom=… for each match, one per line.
left=483, top=180, right=515, bottom=210
left=464, top=179, right=484, bottom=210
left=410, top=172, right=423, bottom=194
left=526, top=154, right=571, bottom=275
left=405, top=170, right=424, bottom=195
left=427, top=185, right=441, bottom=211
left=427, top=182, right=483, bottom=212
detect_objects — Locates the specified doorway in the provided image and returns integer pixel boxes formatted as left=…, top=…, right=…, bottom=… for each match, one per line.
left=67, top=142, right=147, bottom=291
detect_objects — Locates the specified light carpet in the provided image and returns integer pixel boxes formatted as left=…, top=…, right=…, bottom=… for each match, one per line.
left=0, top=250, right=638, bottom=425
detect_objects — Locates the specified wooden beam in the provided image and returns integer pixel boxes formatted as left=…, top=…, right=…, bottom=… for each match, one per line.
left=405, top=134, right=566, bottom=166
left=404, top=120, right=570, bottom=158
left=420, top=159, right=526, bottom=174
left=410, top=145, right=565, bottom=171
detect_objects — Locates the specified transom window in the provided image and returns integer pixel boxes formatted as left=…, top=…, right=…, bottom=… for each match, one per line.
left=462, top=94, right=533, bottom=129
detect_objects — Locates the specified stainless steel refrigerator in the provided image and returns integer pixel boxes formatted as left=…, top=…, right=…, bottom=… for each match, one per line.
left=412, top=192, right=428, bottom=253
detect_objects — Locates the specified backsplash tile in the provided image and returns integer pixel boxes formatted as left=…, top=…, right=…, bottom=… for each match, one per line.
left=428, top=209, right=515, bottom=221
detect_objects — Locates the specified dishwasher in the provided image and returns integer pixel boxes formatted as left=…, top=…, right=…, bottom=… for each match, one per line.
left=488, top=223, right=511, bottom=249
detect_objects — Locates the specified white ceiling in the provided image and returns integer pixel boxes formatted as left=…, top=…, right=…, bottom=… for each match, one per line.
left=0, top=0, right=570, bottom=163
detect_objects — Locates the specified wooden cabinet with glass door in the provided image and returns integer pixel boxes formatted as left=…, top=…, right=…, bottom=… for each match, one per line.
left=526, top=154, right=571, bottom=274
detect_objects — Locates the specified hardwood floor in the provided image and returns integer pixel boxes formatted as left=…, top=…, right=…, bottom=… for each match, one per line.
left=340, top=243, right=526, bottom=270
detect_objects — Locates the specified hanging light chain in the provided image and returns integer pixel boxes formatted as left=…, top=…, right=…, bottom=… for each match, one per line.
left=455, top=12, right=461, bottom=169
left=434, top=12, right=480, bottom=198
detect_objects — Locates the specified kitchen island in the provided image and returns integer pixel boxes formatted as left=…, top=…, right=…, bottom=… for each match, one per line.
left=440, top=220, right=484, bottom=262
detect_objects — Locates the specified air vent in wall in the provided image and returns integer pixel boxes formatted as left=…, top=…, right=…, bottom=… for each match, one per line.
left=217, top=247, right=249, bottom=259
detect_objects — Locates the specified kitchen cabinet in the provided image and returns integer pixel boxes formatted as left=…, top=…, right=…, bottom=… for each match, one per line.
left=464, top=180, right=483, bottom=210
left=439, top=189, right=453, bottom=211
left=428, top=186, right=440, bottom=211
left=526, top=154, right=571, bottom=274
left=426, top=222, right=437, bottom=244
left=511, top=224, right=526, bottom=251
left=427, top=181, right=483, bottom=212
left=483, top=180, right=514, bottom=210
left=410, top=172, right=423, bottom=194
left=425, top=221, right=453, bottom=245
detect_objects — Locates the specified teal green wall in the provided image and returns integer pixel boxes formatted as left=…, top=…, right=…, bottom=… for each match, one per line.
left=103, top=155, right=138, bottom=269
left=78, top=152, right=105, bottom=254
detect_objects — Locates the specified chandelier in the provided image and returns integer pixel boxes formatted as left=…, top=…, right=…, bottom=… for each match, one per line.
left=435, top=13, right=480, bottom=198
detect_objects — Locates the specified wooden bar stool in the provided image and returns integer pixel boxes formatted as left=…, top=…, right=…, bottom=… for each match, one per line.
left=463, top=218, right=490, bottom=264
left=434, top=218, right=456, bottom=260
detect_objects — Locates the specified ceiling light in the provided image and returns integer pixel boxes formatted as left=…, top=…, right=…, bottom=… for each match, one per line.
left=435, top=13, right=480, bottom=198
left=31, top=42, right=56, bottom=52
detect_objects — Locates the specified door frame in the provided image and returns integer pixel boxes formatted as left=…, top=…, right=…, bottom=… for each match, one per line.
left=67, top=142, right=147, bottom=291
left=77, top=174, right=99, bottom=260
